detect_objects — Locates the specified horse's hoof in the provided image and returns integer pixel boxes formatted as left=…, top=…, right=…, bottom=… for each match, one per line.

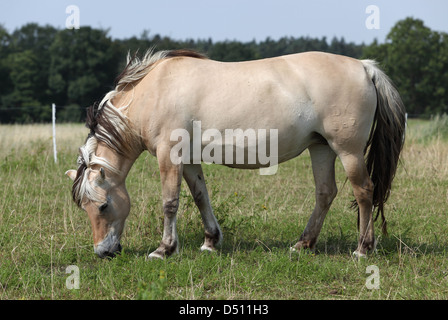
left=200, top=244, right=216, bottom=252
left=292, top=240, right=313, bottom=251
left=148, top=251, right=164, bottom=260
left=352, top=250, right=367, bottom=260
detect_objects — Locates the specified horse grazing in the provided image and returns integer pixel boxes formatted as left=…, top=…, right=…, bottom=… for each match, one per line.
left=66, top=49, right=406, bottom=259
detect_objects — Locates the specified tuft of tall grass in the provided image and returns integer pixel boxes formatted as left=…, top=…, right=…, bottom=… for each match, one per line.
left=407, top=114, right=448, bottom=143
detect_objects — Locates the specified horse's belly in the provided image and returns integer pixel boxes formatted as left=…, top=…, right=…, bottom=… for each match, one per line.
left=194, top=126, right=319, bottom=169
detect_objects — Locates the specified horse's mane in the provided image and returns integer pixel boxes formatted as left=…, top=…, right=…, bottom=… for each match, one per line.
left=98, top=49, right=208, bottom=109
left=72, top=49, right=207, bottom=207
left=116, top=49, right=207, bottom=89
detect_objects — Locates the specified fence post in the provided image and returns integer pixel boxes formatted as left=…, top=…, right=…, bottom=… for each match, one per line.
left=52, top=103, right=57, bottom=164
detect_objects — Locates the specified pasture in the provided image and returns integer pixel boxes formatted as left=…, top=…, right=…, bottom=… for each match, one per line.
left=0, top=117, right=447, bottom=300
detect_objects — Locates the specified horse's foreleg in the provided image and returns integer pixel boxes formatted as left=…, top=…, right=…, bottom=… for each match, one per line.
left=148, top=146, right=183, bottom=259
left=183, top=164, right=222, bottom=252
left=293, top=144, right=337, bottom=251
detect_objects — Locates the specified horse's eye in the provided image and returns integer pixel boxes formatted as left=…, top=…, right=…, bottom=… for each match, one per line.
left=99, top=203, right=108, bottom=212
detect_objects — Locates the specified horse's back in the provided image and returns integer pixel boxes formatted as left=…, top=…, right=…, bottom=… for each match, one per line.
left=152, top=50, right=375, bottom=120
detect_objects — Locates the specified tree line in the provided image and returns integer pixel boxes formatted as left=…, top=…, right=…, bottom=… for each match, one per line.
left=0, top=17, right=447, bottom=123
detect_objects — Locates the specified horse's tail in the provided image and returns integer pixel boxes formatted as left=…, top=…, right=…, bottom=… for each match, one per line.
left=360, top=60, right=406, bottom=236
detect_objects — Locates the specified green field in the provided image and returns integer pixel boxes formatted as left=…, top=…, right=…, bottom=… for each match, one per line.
left=0, top=118, right=447, bottom=300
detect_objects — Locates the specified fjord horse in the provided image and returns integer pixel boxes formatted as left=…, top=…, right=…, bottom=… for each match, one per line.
left=66, top=49, right=406, bottom=259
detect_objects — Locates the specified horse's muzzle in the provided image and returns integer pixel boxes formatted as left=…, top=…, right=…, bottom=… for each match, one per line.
left=96, top=243, right=122, bottom=259
left=94, top=233, right=122, bottom=259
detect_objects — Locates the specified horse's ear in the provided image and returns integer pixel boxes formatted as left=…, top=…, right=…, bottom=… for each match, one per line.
left=65, top=170, right=77, bottom=181
left=100, top=167, right=106, bottom=180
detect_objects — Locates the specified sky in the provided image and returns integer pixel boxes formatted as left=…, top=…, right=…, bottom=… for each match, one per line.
left=1, top=0, right=448, bottom=45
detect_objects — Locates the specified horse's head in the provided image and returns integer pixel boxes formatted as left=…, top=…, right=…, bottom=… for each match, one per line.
left=65, top=120, right=137, bottom=258
left=66, top=163, right=130, bottom=258
left=66, top=162, right=130, bottom=258
left=66, top=50, right=163, bottom=258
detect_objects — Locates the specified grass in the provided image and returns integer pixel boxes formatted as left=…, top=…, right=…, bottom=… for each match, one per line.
left=0, top=118, right=448, bottom=300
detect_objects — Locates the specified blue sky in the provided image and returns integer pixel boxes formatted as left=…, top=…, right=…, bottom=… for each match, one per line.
left=1, top=0, right=448, bottom=44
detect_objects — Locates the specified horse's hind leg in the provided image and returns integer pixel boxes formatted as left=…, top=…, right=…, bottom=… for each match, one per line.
left=183, top=164, right=223, bottom=251
left=293, top=144, right=337, bottom=251
left=338, top=153, right=375, bottom=258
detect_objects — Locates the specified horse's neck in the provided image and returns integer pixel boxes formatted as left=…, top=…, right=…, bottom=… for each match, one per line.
left=95, top=142, right=137, bottom=181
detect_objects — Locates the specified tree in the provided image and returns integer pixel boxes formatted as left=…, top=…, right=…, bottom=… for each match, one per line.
left=0, top=25, right=12, bottom=110
left=0, top=24, right=58, bottom=122
left=363, top=18, right=448, bottom=115
left=10, top=23, right=58, bottom=106
left=48, top=27, right=120, bottom=119
left=1, top=50, right=45, bottom=122
left=3, top=19, right=446, bottom=122
left=208, top=41, right=260, bottom=62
